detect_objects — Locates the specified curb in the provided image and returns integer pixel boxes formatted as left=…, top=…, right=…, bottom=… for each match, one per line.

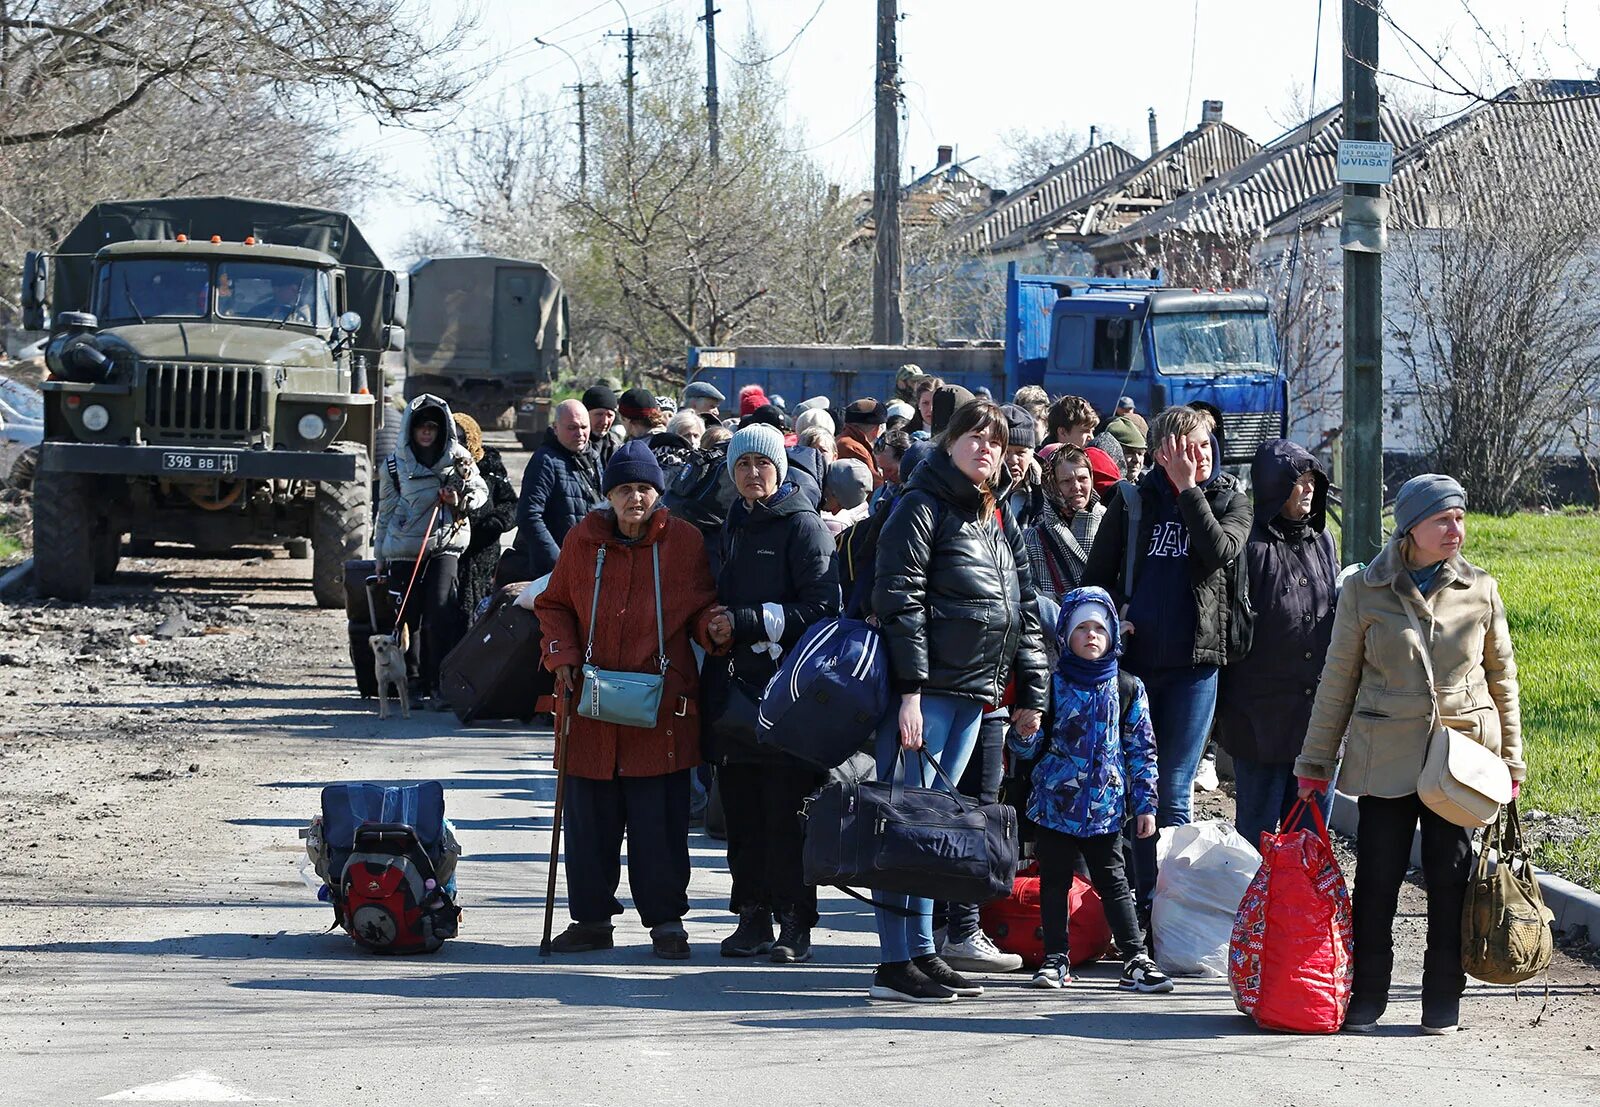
left=1329, top=789, right=1600, bottom=940
left=0, top=557, right=32, bottom=600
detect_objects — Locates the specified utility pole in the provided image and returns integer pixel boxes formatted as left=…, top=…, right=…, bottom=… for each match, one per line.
left=606, top=27, right=641, bottom=150
left=1341, top=0, right=1385, bottom=563
left=871, top=0, right=904, bottom=345
left=701, top=0, right=721, bottom=167
left=571, top=82, right=588, bottom=193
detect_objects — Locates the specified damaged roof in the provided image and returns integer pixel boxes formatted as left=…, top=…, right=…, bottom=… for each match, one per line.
left=856, top=156, right=996, bottom=237
left=951, top=143, right=1142, bottom=252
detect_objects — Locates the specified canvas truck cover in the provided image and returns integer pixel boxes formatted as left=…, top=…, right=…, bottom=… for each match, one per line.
left=50, top=196, right=398, bottom=362
left=405, top=255, right=568, bottom=383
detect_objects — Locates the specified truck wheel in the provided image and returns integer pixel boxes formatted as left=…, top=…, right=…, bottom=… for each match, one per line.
left=312, top=443, right=372, bottom=610
left=92, top=527, right=121, bottom=584
left=32, top=469, right=96, bottom=601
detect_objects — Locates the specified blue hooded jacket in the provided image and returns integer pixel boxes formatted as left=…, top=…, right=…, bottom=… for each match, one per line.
left=1008, top=584, right=1159, bottom=838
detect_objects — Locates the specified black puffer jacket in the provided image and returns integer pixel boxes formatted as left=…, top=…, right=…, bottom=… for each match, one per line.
left=872, top=448, right=1048, bottom=712
left=701, top=481, right=841, bottom=764
left=458, top=446, right=519, bottom=622
left=1082, top=455, right=1252, bottom=670
left=1215, top=439, right=1340, bottom=763
left=512, top=428, right=603, bottom=580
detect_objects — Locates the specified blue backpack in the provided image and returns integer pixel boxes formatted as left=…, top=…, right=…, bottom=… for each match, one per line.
left=756, top=617, right=890, bottom=769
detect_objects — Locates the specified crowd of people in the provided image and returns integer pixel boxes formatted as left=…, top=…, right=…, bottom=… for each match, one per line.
left=374, top=369, right=1526, bottom=1029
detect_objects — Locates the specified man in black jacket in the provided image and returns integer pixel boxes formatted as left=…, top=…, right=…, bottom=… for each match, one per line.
left=512, top=399, right=603, bottom=580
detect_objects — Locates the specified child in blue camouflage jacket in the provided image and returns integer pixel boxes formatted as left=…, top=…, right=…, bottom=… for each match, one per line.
left=1008, top=585, right=1173, bottom=992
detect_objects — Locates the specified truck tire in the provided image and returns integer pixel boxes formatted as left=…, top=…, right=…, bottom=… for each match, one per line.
left=93, top=527, right=121, bottom=584
left=312, top=443, right=372, bottom=610
left=32, top=469, right=96, bottom=601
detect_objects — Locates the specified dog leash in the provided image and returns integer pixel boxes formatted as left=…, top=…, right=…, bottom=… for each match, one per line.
left=391, top=502, right=441, bottom=640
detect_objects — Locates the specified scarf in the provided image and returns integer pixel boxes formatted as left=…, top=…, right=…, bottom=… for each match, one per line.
left=1052, top=650, right=1120, bottom=761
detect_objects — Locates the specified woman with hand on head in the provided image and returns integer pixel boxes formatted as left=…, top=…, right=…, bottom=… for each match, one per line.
left=869, top=399, right=1049, bottom=1003
left=1295, top=474, right=1523, bottom=1035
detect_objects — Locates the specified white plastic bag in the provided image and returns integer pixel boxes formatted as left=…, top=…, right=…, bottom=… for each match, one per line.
left=513, top=573, right=552, bottom=611
left=1151, top=820, right=1261, bottom=977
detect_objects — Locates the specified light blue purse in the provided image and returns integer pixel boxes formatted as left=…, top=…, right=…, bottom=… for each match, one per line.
left=577, top=543, right=668, bottom=728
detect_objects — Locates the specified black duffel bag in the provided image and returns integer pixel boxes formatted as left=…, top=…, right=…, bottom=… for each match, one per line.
left=800, top=748, right=1017, bottom=906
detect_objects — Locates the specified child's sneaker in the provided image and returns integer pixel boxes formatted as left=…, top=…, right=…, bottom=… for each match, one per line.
left=1119, top=953, right=1174, bottom=993
left=1030, top=952, right=1073, bottom=989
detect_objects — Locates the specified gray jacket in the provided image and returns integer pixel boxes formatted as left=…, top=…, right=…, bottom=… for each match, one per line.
left=375, top=394, right=488, bottom=562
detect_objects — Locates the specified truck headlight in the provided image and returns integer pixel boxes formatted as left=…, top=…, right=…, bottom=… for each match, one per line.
left=297, top=413, right=327, bottom=441
left=82, top=404, right=110, bottom=432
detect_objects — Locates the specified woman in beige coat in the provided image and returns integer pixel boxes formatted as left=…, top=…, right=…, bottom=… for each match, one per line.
left=1295, top=474, right=1523, bottom=1035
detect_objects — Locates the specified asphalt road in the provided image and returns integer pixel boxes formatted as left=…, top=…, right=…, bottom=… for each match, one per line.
left=2, top=486, right=1599, bottom=1106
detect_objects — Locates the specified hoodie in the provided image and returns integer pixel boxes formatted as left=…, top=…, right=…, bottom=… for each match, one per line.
left=375, top=393, right=488, bottom=561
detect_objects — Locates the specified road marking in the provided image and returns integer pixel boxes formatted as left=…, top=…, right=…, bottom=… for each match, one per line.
left=100, top=1070, right=264, bottom=1102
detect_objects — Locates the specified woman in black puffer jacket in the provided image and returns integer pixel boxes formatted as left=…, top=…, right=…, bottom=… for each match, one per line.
left=868, top=399, right=1049, bottom=1003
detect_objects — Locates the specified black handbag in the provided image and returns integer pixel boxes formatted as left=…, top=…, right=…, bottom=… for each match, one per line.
left=800, top=748, right=1018, bottom=905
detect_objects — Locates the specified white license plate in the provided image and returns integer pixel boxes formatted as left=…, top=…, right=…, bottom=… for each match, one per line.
left=161, top=450, right=239, bottom=475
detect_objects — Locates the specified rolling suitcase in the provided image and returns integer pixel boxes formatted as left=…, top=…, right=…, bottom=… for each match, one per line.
left=349, top=619, right=379, bottom=698
left=348, top=566, right=399, bottom=699
left=343, top=558, right=377, bottom=620
left=438, top=600, right=548, bottom=724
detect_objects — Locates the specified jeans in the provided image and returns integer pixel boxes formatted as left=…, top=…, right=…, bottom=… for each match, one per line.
left=1035, top=827, right=1145, bottom=961
left=1353, top=793, right=1471, bottom=1006
left=944, top=713, right=1007, bottom=944
left=563, top=770, right=691, bottom=928
left=873, top=694, right=984, bottom=962
left=721, top=761, right=826, bottom=926
left=1127, top=664, right=1218, bottom=912
left=390, top=553, right=462, bottom=696
left=1232, top=756, right=1336, bottom=853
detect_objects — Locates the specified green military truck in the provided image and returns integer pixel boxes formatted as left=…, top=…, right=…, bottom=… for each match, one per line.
left=18, top=196, right=405, bottom=606
left=404, top=255, right=568, bottom=448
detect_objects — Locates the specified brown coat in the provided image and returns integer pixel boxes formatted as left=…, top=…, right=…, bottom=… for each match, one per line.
left=536, top=506, right=721, bottom=780
left=1295, top=537, right=1523, bottom=798
left=835, top=428, right=883, bottom=487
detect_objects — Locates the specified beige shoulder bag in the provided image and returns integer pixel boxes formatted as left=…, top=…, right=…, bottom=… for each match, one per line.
left=1405, top=598, right=1511, bottom=827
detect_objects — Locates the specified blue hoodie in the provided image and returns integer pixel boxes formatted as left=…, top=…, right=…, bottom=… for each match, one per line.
left=1008, top=585, right=1158, bottom=838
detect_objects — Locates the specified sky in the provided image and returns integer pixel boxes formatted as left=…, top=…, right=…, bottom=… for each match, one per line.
left=342, top=0, right=1600, bottom=265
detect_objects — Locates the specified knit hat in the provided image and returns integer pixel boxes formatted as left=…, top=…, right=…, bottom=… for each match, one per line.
left=452, top=412, right=484, bottom=462
left=1000, top=403, right=1037, bottom=449
left=1067, top=597, right=1115, bottom=637
left=726, top=422, right=788, bottom=484
left=886, top=399, right=914, bottom=422
left=739, top=384, right=770, bottom=417
left=582, top=385, right=619, bottom=412
left=1091, top=430, right=1126, bottom=475
left=826, top=459, right=872, bottom=510
left=1084, top=446, right=1122, bottom=496
left=1393, top=473, right=1467, bottom=536
left=618, top=386, right=660, bottom=421
left=683, top=380, right=725, bottom=405
left=793, top=407, right=833, bottom=438
left=1106, top=415, right=1147, bottom=450
left=844, top=398, right=888, bottom=425
left=655, top=394, right=678, bottom=416
left=602, top=437, right=665, bottom=495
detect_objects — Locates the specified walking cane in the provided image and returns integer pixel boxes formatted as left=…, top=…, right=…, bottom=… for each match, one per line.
left=540, top=685, right=574, bottom=956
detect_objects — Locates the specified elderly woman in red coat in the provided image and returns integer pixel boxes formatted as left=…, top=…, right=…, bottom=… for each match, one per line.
left=535, top=439, right=727, bottom=959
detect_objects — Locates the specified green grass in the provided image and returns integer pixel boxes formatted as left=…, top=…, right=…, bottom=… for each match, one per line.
left=0, top=534, right=19, bottom=562
left=1467, top=512, right=1600, bottom=887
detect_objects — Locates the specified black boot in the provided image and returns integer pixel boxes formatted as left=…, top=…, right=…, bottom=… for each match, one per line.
left=1344, top=950, right=1393, bottom=1032
left=720, top=908, right=774, bottom=957
left=770, top=910, right=812, bottom=964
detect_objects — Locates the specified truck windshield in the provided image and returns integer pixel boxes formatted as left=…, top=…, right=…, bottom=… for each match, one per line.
left=217, top=262, right=331, bottom=328
left=98, top=259, right=211, bottom=321
left=1150, top=311, right=1277, bottom=375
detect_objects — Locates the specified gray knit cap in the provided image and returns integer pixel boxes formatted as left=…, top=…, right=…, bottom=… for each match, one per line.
left=726, top=422, right=788, bottom=484
left=1393, top=473, right=1466, bottom=535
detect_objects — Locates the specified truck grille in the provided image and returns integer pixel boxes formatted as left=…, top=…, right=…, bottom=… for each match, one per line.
left=144, top=362, right=265, bottom=443
left=1221, top=410, right=1280, bottom=464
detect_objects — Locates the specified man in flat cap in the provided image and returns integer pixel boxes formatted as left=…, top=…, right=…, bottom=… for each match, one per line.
left=836, top=398, right=887, bottom=487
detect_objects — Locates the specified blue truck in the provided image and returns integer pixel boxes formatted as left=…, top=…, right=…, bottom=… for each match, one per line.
left=687, top=264, right=1289, bottom=465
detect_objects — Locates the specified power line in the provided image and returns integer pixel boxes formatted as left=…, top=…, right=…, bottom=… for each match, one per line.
left=716, top=0, right=827, bottom=67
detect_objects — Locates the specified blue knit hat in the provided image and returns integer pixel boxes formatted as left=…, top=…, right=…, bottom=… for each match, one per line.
left=725, top=422, right=788, bottom=484
left=602, top=438, right=665, bottom=495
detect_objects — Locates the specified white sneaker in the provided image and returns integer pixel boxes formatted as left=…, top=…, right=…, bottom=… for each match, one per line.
left=1195, top=755, right=1219, bottom=793
left=940, top=930, right=1024, bottom=973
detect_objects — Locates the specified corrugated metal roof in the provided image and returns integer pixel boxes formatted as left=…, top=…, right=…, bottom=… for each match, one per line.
left=951, top=143, right=1142, bottom=252
left=1094, top=105, right=1428, bottom=253
left=855, top=160, right=997, bottom=237
left=1263, top=81, right=1600, bottom=237
left=984, top=121, right=1261, bottom=253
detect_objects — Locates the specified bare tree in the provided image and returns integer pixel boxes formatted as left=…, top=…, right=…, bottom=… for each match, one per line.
left=0, top=0, right=473, bottom=148
left=993, top=124, right=1088, bottom=190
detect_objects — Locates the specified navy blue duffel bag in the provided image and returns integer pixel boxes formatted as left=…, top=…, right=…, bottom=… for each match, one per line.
left=755, top=616, right=889, bottom=769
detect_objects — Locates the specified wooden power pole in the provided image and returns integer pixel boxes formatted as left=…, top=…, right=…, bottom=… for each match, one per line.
left=1341, top=0, right=1385, bottom=563
left=606, top=27, right=641, bottom=150
left=701, top=0, right=721, bottom=166
left=871, top=0, right=904, bottom=345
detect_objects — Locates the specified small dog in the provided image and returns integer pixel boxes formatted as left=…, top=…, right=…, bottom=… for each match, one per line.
left=371, top=625, right=411, bottom=720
